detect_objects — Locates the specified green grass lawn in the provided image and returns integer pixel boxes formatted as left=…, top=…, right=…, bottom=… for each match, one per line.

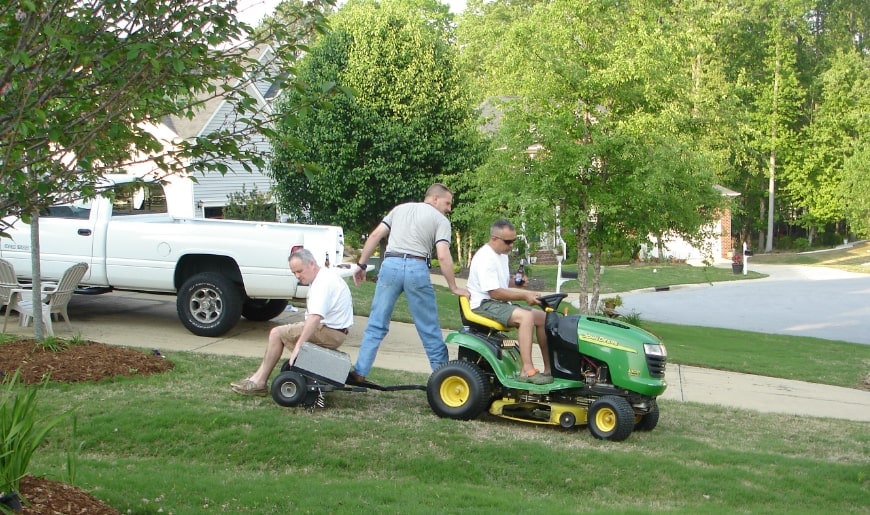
left=25, top=353, right=870, bottom=514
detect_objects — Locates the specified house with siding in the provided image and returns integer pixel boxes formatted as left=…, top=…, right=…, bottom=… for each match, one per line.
left=134, top=44, right=281, bottom=218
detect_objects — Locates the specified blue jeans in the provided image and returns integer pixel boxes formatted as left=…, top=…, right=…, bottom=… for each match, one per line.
left=354, top=256, right=446, bottom=377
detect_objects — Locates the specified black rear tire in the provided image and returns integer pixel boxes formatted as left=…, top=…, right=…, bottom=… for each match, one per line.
left=427, top=360, right=491, bottom=420
left=634, top=399, right=660, bottom=431
left=242, top=298, right=289, bottom=321
left=176, top=272, right=242, bottom=337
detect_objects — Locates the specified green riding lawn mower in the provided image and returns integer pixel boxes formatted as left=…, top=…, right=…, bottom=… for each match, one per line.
left=426, top=293, right=667, bottom=441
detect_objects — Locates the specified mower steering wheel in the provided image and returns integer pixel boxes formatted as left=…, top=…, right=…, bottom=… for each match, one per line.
left=537, top=292, right=568, bottom=311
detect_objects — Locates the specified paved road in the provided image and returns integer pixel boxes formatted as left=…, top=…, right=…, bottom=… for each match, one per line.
left=617, top=264, right=870, bottom=345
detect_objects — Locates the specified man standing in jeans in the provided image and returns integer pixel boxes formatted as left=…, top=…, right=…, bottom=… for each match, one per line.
left=350, top=183, right=469, bottom=382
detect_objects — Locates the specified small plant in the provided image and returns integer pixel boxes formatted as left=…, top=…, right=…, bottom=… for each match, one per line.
left=65, top=415, right=82, bottom=485
left=33, top=336, right=68, bottom=353
left=602, top=295, right=623, bottom=308
left=68, top=333, right=86, bottom=346
left=0, top=371, right=70, bottom=495
left=732, top=253, right=743, bottom=265
left=621, top=310, right=643, bottom=326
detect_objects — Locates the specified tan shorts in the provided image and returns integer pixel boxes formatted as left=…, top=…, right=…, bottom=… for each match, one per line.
left=275, top=321, right=347, bottom=351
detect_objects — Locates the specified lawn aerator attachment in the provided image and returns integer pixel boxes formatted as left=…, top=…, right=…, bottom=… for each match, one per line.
left=270, top=343, right=424, bottom=408
left=426, top=293, right=667, bottom=441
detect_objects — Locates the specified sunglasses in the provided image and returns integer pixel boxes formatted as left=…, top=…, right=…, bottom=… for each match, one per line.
left=496, top=237, right=516, bottom=245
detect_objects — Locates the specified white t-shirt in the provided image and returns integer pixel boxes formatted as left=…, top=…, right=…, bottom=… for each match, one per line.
left=466, top=244, right=509, bottom=309
left=306, top=267, right=354, bottom=330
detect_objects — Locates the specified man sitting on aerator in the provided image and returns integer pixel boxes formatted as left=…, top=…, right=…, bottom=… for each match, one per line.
left=466, top=219, right=553, bottom=385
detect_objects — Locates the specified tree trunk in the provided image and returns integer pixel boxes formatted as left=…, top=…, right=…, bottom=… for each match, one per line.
left=758, top=198, right=766, bottom=251
left=30, top=208, right=45, bottom=340
left=766, top=148, right=776, bottom=253
left=765, top=50, right=781, bottom=254
left=576, top=216, right=590, bottom=313
left=590, top=241, right=603, bottom=311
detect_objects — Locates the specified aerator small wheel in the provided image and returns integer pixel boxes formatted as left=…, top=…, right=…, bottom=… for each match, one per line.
left=558, top=411, right=576, bottom=429
left=271, top=371, right=310, bottom=407
left=427, top=360, right=491, bottom=420
left=588, top=395, right=635, bottom=441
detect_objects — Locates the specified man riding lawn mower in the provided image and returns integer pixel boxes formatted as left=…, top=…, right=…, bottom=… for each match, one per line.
left=427, top=293, right=667, bottom=441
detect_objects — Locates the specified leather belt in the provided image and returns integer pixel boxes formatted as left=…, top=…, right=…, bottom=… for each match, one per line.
left=384, top=252, right=427, bottom=261
left=330, top=327, right=349, bottom=334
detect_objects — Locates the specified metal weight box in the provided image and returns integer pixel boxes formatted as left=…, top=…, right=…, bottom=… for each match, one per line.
left=293, top=342, right=352, bottom=385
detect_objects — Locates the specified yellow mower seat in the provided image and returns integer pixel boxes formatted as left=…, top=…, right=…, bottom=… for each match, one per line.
left=459, top=296, right=509, bottom=333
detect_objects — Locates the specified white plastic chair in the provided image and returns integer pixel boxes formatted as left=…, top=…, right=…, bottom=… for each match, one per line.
left=0, top=258, right=25, bottom=314
left=3, top=262, right=89, bottom=336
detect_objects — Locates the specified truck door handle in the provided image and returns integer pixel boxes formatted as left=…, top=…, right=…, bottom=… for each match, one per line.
left=78, top=229, right=92, bottom=236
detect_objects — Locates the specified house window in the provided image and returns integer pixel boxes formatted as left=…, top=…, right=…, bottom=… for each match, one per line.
left=204, top=206, right=225, bottom=219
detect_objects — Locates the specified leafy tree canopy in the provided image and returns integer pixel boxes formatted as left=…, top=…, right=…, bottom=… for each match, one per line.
left=270, top=0, right=484, bottom=236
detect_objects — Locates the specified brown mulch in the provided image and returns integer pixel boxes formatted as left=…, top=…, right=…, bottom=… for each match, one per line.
left=1, top=339, right=174, bottom=514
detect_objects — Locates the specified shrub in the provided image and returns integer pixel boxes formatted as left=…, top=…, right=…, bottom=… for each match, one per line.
left=223, top=185, right=276, bottom=222
left=793, top=237, right=811, bottom=251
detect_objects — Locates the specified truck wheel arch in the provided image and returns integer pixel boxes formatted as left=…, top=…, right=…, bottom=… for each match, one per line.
left=175, top=254, right=244, bottom=292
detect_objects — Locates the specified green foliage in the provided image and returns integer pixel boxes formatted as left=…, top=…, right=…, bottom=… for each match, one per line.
left=33, top=337, right=68, bottom=353
left=457, top=0, right=722, bottom=308
left=223, top=185, right=277, bottom=222
left=620, top=309, right=643, bottom=327
left=270, top=0, right=485, bottom=234
left=0, top=371, right=69, bottom=493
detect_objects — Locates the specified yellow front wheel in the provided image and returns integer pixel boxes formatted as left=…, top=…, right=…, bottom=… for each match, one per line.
left=588, top=395, right=635, bottom=441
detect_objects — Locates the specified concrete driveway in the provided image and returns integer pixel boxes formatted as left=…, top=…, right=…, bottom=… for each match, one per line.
left=618, top=264, right=870, bottom=345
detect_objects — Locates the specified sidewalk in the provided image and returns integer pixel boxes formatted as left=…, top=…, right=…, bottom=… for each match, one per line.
left=6, top=284, right=869, bottom=423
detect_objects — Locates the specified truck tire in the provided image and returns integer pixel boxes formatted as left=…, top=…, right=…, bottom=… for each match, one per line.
left=587, top=395, right=635, bottom=441
left=177, top=272, right=243, bottom=337
left=427, top=360, right=491, bottom=420
left=242, top=298, right=289, bottom=321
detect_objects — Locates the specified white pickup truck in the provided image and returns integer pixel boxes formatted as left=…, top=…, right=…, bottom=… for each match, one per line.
left=1, top=175, right=349, bottom=337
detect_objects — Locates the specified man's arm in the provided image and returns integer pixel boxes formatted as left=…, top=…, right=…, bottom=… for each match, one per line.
left=288, top=313, right=324, bottom=364
left=435, top=241, right=470, bottom=297
left=353, top=222, right=390, bottom=286
left=488, top=286, right=540, bottom=306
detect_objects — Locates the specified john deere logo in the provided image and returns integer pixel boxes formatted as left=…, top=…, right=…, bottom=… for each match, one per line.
left=580, top=333, right=637, bottom=353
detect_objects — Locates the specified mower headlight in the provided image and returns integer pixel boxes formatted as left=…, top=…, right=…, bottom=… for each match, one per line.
left=644, top=343, right=667, bottom=358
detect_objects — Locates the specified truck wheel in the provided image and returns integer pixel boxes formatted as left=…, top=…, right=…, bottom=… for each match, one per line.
left=588, top=395, right=635, bottom=441
left=177, top=272, right=242, bottom=337
left=271, top=371, right=310, bottom=407
left=242, top=298, right=289, bottom=321
left=427, top=360, right=491, bottom=420
left=634, top=399, right=660, bottom=431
